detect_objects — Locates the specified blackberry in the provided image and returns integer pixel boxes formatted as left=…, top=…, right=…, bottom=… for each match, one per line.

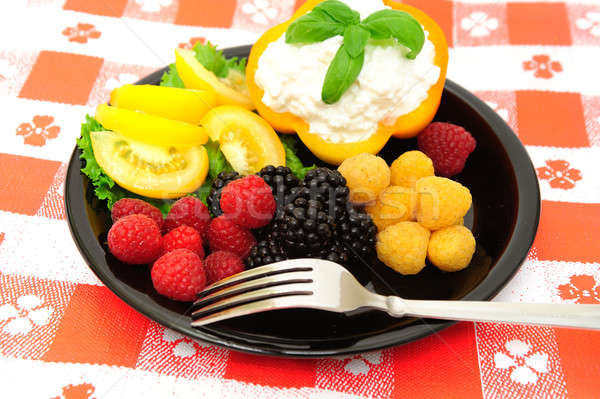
left=206, top=171, right=241, bottom=217
left=311, top=240, right=350, bottom=265
left=257, top=165, right=299, bottom=206
left=337, top=206, right=378, bottom=260
left=274, top=168, right=349, bottom=255
left=301, top=168, right=349, bottom=215
left=246, top=234, right=288, bottom=268
left=275, top=193, right=336, bottom=254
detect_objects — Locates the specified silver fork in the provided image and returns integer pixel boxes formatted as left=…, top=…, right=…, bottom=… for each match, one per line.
left=191, top=259, right=600, bottom=329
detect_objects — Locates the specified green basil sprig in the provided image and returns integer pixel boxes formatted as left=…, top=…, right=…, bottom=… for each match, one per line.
left=284, top=0, right=425, bottom=104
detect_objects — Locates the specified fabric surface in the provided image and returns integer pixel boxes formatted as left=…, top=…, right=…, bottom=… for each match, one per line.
left=1, top=0, right=599, bottom=398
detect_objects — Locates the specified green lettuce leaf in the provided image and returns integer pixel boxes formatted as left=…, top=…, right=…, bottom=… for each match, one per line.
left=160, top=42, right=247, bottom=88
left=193, top=41, right=246, bottom=79
left=160, top=63, right=184, bottom=88
left=280, top=135, right=316, bottom=179
left=191, top=139, right=234, bottom=207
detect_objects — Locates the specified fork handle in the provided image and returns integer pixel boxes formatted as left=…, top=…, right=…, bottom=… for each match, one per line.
left=382, top=297, right=600, bottom=330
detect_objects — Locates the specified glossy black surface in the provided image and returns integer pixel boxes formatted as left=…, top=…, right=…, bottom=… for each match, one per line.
left=65, top=45, right=540, bottom=357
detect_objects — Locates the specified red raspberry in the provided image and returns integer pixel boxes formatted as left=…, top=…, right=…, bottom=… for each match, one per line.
left=417, top=122, right=477, bottom=177
left=108, top=214, right=162, bottom=264
left=204, top=251, right=245, bottom=284
left=162, top=225, right=205, bottom=258
left=164, top=196, right=210, bottom=236
left=111, top=198, right=164, bottom=230
left=220, top=175, right=276, bottom=229
left=207, top=216, right=256, bottom=258
left=151, top=249, right=206, bottom=302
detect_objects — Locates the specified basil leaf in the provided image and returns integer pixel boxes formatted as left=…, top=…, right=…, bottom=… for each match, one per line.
left=286, top=13, right=345, bottom=44
left=343, top=24, right=370, bottom=58
left=361, top=10, right=425, bottom=59
left=321, top=44, right=364, bottom=104
left=314, top=0, right=360, bottom=25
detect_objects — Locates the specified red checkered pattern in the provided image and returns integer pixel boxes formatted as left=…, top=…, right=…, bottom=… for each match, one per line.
left=1, top=0, right=599, bottom=397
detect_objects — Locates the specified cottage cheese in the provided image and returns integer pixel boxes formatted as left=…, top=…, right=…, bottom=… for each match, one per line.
left=254, top=0, right=441, bottom=143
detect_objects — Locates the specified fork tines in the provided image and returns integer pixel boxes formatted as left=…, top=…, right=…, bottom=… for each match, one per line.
left=190, top=262, right=315, bottom=327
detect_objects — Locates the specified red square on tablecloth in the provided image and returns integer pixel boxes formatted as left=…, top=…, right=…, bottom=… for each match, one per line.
left=19, top=51, right=103, bottom=105
left=555, top=329, right=600, bottom=398
left=0, top=154, right=60, bottom=216
left=175, top=0, right=237, bottom=27
left=401, top=0, right=453, bottom=46
left=43, top=285, right=149, bottom=367
left=391, top=322, right=481, bottom=399
left=225, top=351, right=316, bottom=388
left=515, top=91, right=588, bottom=147
left=63, top=0, right=128, bottom=17
left=533, top=201, right=600, bottom=264
left=507, top=3, right=572, bottom=45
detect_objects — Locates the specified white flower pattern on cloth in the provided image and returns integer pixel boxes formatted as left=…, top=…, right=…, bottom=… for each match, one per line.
left=105, top=73, right=139, bottom=91
left=485, top=101, right=509, bottom=121
left=576, top=12, right=600, bottom=37
left=0, top=295, right=53, bottom=335
left=494, top=340, right=548, bottom=384
left=461, top=12, right=499, bottom=37
left=334, top=351, right=383, bottom=375
left=0, top=58, right=17, bottom=81
left=135, top=0, right=172, bottom=13
left=162, top=328, right=210, bottom=358
left=241, top=0, right=278, bottom=25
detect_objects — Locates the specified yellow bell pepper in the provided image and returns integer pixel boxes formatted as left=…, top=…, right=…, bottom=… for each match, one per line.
left=246, top=0, right=448, bottom=165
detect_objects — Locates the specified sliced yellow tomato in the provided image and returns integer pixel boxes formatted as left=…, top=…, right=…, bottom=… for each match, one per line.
left=175, top=49, right=254, bottom=110
left=296, top=124, right=393, bottom=165
left=91, top=130, right=208, bottom=199
left=110, top=84, right=217, bottom=125
left=201, top=105, right=285, bottom=175
left=95, top=104, right=208, bottom=148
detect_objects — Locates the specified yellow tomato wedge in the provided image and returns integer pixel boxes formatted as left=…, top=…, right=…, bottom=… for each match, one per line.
left=95, top=104, right=208, bottom=148
left=175, top=49, right=254, bottom=110
left=91, top=130, right=208, bottom=199
left=110, top=84, right=217, bottom=125
left=201, top=105, right=285, bottom=175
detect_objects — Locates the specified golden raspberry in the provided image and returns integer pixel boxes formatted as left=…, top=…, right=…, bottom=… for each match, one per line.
left=390, top=151, right=434, bottom=188
left=416, top=176, right=472, bottom=231
left=338, top=153, right=390, bottom=204
left=376, top=222, right=430, bottom=275
left=366, top=186, right=416, bottom=230
left=428, top=225, right=476, bottom=272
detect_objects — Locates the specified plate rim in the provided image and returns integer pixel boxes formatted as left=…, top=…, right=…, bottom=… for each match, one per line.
left=65, top=44, right=540, bottom=357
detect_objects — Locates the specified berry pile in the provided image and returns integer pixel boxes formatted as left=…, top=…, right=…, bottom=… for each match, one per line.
left=106, top=189, right=269, bottom=302
left=105, top=166, right=378, bottom=302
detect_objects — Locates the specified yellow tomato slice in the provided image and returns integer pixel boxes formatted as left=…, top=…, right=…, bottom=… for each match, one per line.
left=175, top=49, right=254, bottom=110
left=95, top=104, right=208, bottom=148
left=110, top=84, right=217, bottom=125
left=201, top=105, right=285, bottom=175
left=91, top=130, right=208, bottom=199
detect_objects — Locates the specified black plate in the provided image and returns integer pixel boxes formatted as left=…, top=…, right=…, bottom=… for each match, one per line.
left=65, top=45, right=540, bottom=357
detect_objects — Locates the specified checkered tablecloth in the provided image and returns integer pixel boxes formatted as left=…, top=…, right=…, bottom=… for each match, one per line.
left=1, top=0, right=599, bottom=398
